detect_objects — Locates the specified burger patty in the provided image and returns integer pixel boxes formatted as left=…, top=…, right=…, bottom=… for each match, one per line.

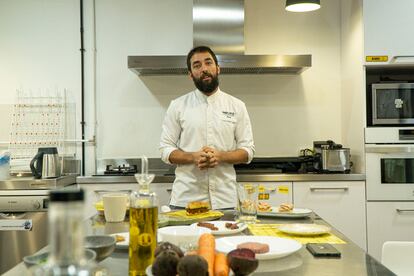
left=237, top=242, right=270, bottom=254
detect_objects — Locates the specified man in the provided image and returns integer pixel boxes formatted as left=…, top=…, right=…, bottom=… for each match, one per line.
left=159, top=46, right=255, bottom=209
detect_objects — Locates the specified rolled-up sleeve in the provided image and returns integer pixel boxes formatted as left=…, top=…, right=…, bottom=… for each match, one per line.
left=235, top=103, right=255, bottom=163
left=159, top=101, right=181, bottom=164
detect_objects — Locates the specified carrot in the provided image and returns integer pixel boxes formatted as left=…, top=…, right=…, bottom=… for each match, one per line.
left=214, top=252, right=229, bottom=276
left=198, top=233, right=215, bottom=276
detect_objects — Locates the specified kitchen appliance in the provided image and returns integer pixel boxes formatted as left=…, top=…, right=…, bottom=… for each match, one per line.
left=30, top=147, right=61, bottom=179
left=313, top=141, right=351, bottom=173
left=128, top=0, right=311, bottom=75
left=371, top=83, right=414, bottom=125
left=365, top=128, right=414, bottom=201
left=234, top=157, right=315, bottom=174
left=366, top=144, right=414, bottom=200
left=104, top=164, right=138, bottom=175
left=0, top=176, right=75, bottom=274
left=94, top=158, right=175, bottom=176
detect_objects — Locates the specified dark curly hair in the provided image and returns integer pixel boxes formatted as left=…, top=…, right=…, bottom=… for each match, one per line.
left=186, top=46, right=218, bottom=72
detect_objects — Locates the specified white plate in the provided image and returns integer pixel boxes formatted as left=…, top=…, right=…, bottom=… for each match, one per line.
left=215, top=236, right=302, bottom=260
left=277, top=224, right=331, bottom=236
left=258, top=208, right=312, bottom=218
left=110, top=232, right=129, bottom=249
left=191, top=221, right=248, bottom=235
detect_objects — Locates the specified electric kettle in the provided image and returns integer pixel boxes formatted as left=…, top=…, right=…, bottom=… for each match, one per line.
left=30, top=147, right=61, bottom=179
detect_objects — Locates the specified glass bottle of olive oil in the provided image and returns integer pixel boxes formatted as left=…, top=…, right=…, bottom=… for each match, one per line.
left=129, top=156, right=158, bottom=276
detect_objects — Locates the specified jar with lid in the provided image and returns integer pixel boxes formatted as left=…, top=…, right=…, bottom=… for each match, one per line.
left=30, top=189, right=109, bottom=276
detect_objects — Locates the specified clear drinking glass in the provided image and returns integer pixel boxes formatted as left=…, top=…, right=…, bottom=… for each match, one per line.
left=236, top=183, right=258, bottom=224
left=129, top=156, right=158, bottom=276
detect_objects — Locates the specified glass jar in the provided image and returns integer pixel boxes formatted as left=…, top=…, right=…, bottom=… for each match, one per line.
left=129, top=157, right=158, bottom=276
left=30, top=189, right=108, bottom=276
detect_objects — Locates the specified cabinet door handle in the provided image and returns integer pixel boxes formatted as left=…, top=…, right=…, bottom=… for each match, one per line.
left=166, top=188, right=172, bottom=192
left=310, top=187, right=349, bottom=192
left=396, top=209, right=414, bottom=213
left=390, top=55, right=414, bottom=64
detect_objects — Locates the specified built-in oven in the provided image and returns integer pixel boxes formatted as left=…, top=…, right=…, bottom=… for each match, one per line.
left=366, top=144, right=414, bottom=201
left=372, top=83, right=414, bottom=125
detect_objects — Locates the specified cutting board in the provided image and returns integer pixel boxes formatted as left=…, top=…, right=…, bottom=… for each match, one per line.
left=160, top=210, right=224, bottom=226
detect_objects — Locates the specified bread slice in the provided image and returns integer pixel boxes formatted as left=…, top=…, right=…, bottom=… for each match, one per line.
left=278, top=203, right=293, bottom=212
left=185, top=201, right=210, bottom=216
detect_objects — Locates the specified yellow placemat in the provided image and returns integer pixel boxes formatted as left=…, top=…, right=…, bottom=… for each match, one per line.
left=164, top=210, right=224, bottom=219
left=247, top=224, right=346, bottom=244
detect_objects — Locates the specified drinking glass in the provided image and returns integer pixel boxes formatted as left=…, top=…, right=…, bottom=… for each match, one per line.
left=236, top=183, right=258, bottom=224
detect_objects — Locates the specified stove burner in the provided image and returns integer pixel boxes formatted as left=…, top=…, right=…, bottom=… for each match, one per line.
left=104, top=164, right=138, bottom=175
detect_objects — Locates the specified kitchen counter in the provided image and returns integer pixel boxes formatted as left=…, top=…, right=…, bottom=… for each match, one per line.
left=0, top=175, right=77, bottom=190
left=5, top=210, right=392, bottom=276
left=77, top=173, right=365, bottom=184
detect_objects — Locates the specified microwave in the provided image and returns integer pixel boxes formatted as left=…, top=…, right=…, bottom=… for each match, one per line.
left=372, top=83, right=414, bottom=125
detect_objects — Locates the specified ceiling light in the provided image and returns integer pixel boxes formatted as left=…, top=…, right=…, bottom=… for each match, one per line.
left=286, top=0, right=321, bottom=12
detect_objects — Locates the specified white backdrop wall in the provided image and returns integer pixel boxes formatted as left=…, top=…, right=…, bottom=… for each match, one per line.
left=95, top=0, right=350, bottom=165
left=340, top=0, right=364, bottom=172
left=0, top=0, right=365, bottom=174
left=0, top=0, right=82, bottom=156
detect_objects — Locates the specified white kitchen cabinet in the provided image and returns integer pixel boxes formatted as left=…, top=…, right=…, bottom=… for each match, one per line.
left=364, top=0, right=414, bottom=65
left=151, top=183, right=173, bottom=207
left=78, top=183, right=172, bottom=218
left=367, top=201, right=414, bottom=261
left=293, top=181, right=366, bottom=250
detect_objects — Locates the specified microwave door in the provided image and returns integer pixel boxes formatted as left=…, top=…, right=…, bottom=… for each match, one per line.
left=372, top=83, right=414, bottom=125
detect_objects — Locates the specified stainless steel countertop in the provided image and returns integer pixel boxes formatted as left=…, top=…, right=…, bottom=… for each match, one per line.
left=93, top=211, right=392, bottom=276
left=77, top=173, right=365, bottom=184
left=0, top=175, right=77, bottom=190
left=4, top=210, right=392, bottom=276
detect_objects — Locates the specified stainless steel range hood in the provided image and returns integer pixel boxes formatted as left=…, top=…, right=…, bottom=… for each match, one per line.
left=128, top=0, right=312, bottom=76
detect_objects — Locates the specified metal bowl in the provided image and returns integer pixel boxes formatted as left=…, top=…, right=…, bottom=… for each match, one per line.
left=23, top=248, right=96, bottom=268
left=84, top=235, right=116, bottom=261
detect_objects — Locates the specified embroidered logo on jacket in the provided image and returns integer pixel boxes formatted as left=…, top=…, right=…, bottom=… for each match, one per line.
left=222, top=111, right=235, bottom=118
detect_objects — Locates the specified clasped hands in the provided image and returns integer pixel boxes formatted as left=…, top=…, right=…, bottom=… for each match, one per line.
left=193, top=146, right=222, bottom=170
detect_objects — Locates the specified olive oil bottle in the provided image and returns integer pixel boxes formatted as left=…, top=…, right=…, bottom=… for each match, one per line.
left=129, top=156, right=158, bottom=276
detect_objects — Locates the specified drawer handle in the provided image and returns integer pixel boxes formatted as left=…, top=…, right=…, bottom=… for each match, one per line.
left=166, top=188, right=172, bottom=192
left=310, top=187, right=349, bottom=192
left=396, top=209, right=414, bottom=213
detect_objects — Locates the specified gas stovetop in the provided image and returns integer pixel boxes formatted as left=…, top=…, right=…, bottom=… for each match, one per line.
left=95, top=158, right=176, bottom=176
left=234, top=156, right=317, bottom=174
left=103, top=164, right=138, bottom=175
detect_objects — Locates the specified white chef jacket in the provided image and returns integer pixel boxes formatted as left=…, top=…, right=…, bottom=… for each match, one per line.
left=159, top=88, right=255, bottom=209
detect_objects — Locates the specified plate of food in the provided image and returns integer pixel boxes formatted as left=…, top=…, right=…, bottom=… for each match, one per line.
left=215, top=236, right=302, bottom=260
left=110, top=232, right=129, bottom=249
left=277, top=223, right=331, bottom=236
left=191, top=220, right=247, bottom=235
left=163, top=201, right=224, bottom=225
left=257, top=203, right=312, bottom=218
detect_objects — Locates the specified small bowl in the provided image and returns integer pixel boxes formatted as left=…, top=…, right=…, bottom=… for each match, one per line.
left=23, top=248, right=96, bottom=268
left=84, top=235, right=116, bottom=261
left=158, top=225, right=211, bottom=248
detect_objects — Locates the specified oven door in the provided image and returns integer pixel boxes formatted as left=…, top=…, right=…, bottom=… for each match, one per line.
left=372, top=83, right=414, bottom=125
left=366, top=144, right=414, bottom=200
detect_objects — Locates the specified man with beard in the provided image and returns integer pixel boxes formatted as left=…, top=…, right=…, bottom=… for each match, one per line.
left=159, top=46, right=255, bottom=209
